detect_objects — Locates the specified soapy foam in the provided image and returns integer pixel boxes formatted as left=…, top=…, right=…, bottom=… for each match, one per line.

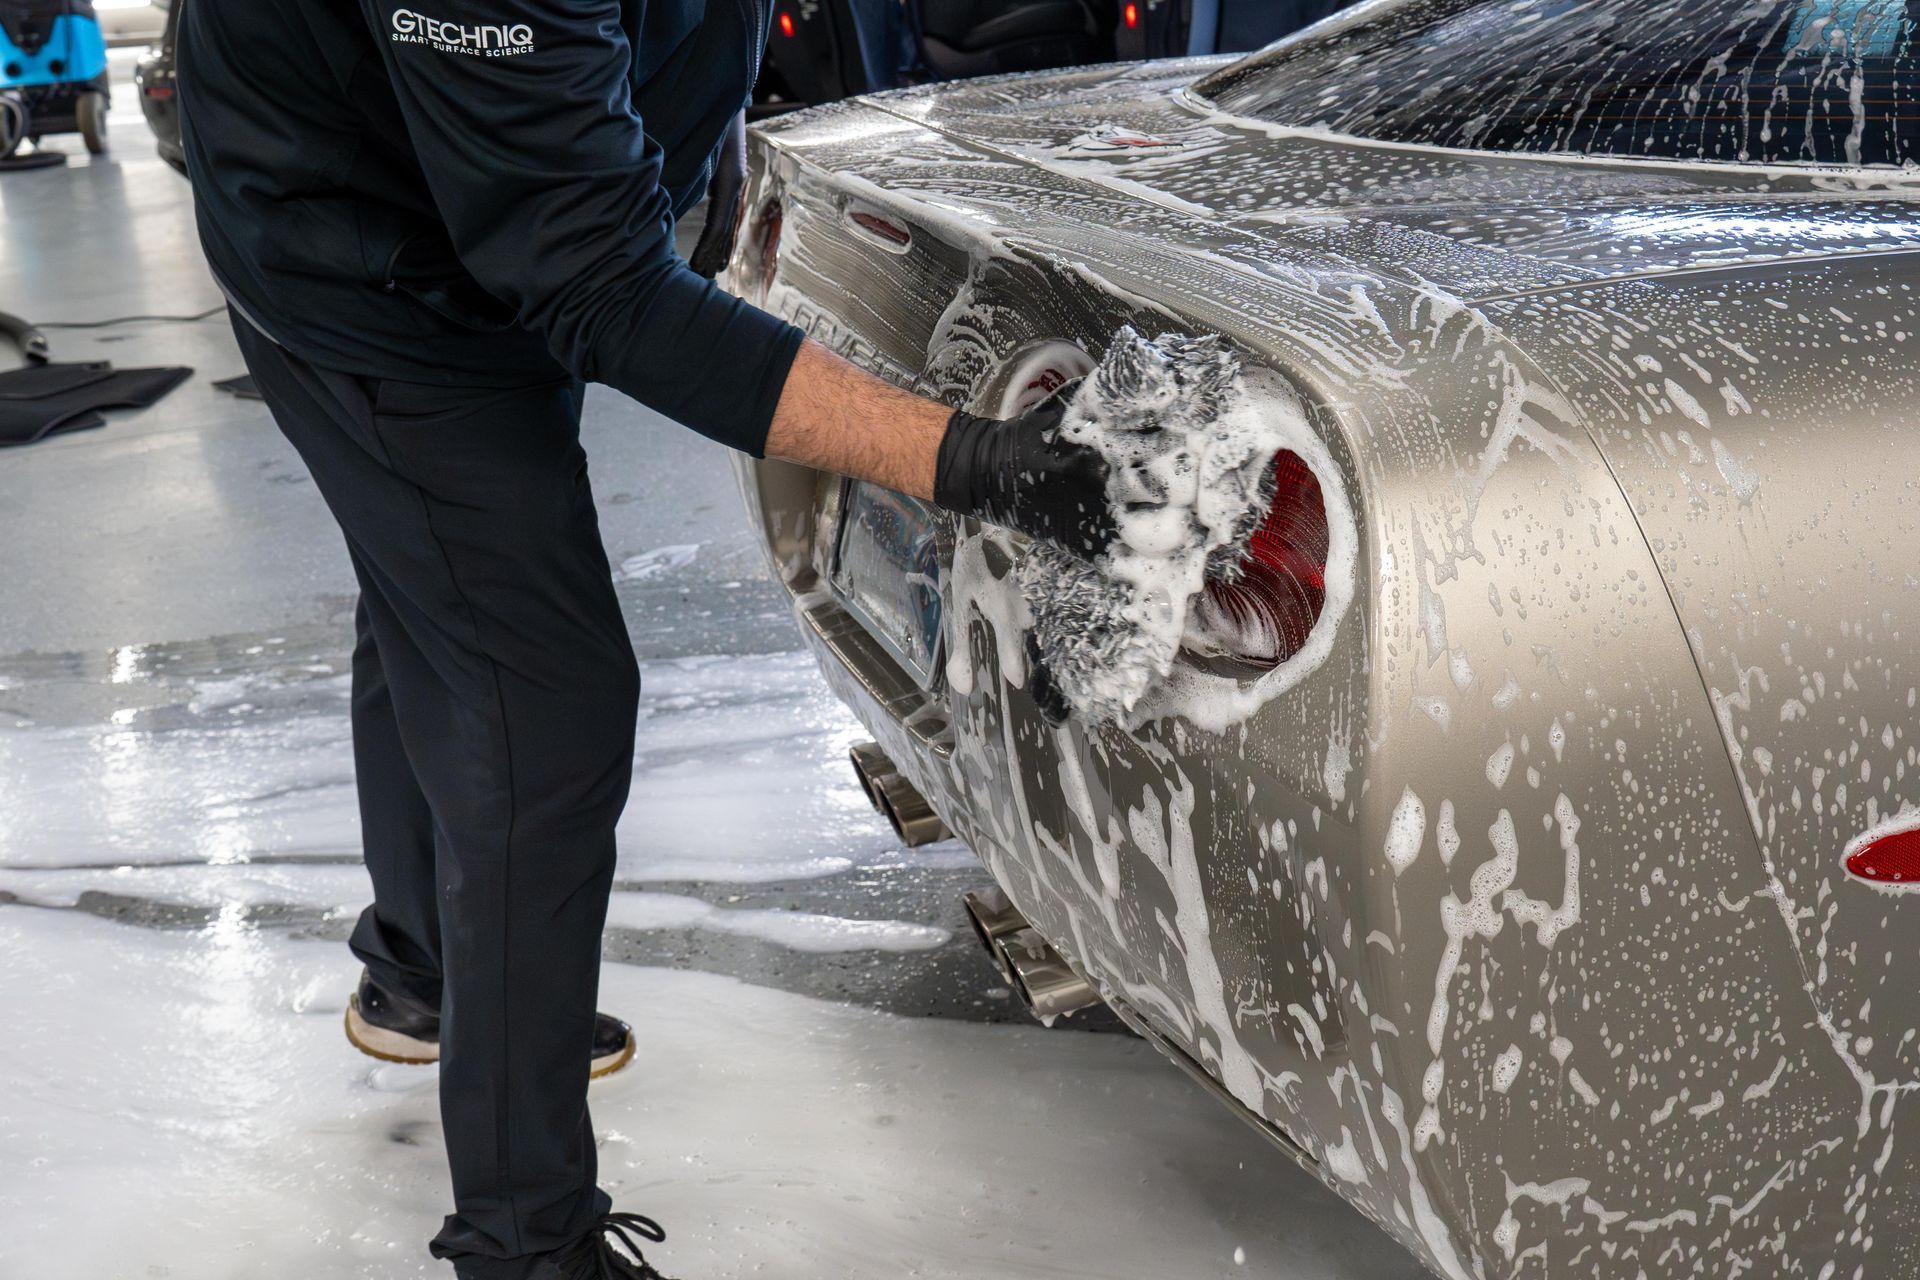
left=1006, top=330, right=1367, bottom=729
left=1017, top=328, right=1293, bottom=725
left=2, top=910, right=1420, bottom=1279
left=604, top=890, right=951, bottom=954
left=1140, top=376, right=1358, bottom=737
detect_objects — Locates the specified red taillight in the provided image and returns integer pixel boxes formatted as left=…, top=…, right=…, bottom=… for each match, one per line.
left=1123, top=2, right=1139, bottom=28
left=778, top=10, right=796, bottom=37
left=755, top=198, right=783, bottom=306
left=1189, top=450, right=1329, bottom=671
left=848, top=209, right=912, bottom=249
left=1845, top=826, right=1920, bottom=888
left=142, top=83, right=174, bottom=100
left=1024, top=367, right=1070, bottom=401
left=998, top=344, right=1095, bottom=417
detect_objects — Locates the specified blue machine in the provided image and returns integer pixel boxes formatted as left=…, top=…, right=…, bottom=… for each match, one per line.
left=1, top=1, right=111, bottom=161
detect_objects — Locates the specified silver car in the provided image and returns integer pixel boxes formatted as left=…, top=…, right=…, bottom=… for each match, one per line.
left=729, top=2, right=1920, bottom=1275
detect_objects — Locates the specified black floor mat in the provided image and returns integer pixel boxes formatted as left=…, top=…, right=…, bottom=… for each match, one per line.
left=0, top=364, right=193, bottom=447
left=0, top=361, right=114, bottom=400
left=0, top=405, right=106, bottom=447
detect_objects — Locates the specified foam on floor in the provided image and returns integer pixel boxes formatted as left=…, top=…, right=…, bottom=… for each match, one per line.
left=0, top=910, right=1422, bottom=1279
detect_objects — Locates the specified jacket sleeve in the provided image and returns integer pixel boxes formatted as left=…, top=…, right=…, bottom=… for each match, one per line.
left=358, top=0, right=802, bottom=455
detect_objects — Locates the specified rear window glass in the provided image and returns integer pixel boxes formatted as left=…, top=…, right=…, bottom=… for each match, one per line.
left=1195, top=0, right=1920, bottom=168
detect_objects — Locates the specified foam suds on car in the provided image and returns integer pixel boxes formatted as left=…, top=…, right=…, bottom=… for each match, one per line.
left=1017, top=327, right=1289, bottom=725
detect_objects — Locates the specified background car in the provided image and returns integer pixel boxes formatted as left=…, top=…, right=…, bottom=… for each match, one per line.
left=728, top=0, right=1920, bottom=1275
left=758, top=0, right=1354, bottom=106
left=129, top=0, right=176, bottom=172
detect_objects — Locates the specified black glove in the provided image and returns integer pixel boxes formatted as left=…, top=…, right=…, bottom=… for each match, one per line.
left=689, top=111, right=748, bottom=280
left=934, top=393, right=1115, bottom=559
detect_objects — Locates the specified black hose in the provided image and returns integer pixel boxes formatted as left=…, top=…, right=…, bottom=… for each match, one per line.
left=0, top=310, right=51, bottom=366
left=35, top=305, right=228, bottom=329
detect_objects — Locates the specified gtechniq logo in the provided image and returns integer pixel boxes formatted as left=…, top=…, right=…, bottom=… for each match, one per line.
left=391, top=8, right=536, bottom=57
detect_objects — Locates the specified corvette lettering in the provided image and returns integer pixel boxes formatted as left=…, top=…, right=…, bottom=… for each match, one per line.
left=391, top=8, right=536, bottom=57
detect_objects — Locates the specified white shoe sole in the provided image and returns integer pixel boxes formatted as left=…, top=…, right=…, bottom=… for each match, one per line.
left=344, top=994, right=637, bottom=1078
left=344, top=994, right=439, bottom=1064
left=590, top=1035, right=636, bottom=1079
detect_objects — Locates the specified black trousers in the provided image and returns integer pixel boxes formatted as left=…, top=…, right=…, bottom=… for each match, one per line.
left=235, top=321, right=640, bottom=1278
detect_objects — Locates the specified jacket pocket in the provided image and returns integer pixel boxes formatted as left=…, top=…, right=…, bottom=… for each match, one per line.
left=382, top=232, right=520, bottom=333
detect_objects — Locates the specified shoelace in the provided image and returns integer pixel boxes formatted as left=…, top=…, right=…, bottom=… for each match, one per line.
left=582, top=1212, right=674, bottom=1280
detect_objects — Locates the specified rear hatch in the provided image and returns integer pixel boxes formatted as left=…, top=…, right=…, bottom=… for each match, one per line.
left=864, top=59, right=1920, bottom=303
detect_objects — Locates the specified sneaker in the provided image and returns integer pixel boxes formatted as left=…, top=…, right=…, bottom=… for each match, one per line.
left=545, top=1212, right=676, bottom=1280
left=344, top=970, right=636, bottom=1078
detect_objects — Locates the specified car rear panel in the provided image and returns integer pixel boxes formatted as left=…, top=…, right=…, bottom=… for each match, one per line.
left=734, top=73, right=1920, bottom=1279
left=736, top=94, right=1418, bottom=1251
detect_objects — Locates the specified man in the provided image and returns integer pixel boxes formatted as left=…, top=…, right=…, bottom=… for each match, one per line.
left=176, top=2, right=1110, bottom=1277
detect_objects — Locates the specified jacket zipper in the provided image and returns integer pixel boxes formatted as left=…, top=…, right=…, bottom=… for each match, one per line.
left=743, top=0, right=766, bottom=86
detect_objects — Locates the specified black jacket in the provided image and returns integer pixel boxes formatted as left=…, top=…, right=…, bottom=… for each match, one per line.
left=178, top=0, right=801, bottom=456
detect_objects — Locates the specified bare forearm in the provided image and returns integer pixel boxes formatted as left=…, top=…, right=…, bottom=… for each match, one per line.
left=763, top=339, right=949, bottom=499
left=761, top=337, right=1114, bottom=560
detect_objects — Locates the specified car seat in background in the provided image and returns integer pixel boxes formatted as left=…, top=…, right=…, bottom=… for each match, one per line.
left=760, top=0, right=1108, bottom=107
left=1114, top=0, right=1358, bottom=58
left=760, top=0, right=882, bottom=110
left=914, top=0, right=1106, bottom=81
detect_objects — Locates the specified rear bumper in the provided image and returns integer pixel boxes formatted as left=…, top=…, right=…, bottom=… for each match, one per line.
left=731, top=451, right=966, bottom=844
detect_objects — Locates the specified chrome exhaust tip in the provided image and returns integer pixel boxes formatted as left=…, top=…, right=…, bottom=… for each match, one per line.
left=848, top=741, right=893, bottom=812
left=963, top=886, right=1103, bottom=1021
left=871, top=771, right=951, bottom=846
left=849, top=740, right=952, bottom=847
left=961, top=886, right=1027, bottom=966
left=993, top=926, right=1101, bottom=1021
